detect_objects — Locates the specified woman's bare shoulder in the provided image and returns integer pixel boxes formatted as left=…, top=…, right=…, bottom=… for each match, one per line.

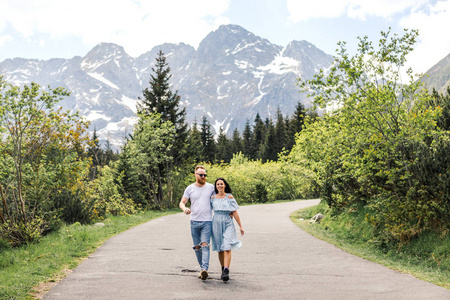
left=227, top=194, right=234, bottom=199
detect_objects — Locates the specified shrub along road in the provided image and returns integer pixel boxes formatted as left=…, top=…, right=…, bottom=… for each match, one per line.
left=43, top=200, right=449, bottom=299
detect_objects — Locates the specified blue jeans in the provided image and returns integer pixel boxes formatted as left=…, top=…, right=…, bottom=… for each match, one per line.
left=190, top=221, right=212, bottom=271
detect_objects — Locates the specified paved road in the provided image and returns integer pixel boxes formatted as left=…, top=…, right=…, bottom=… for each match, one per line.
left=44, top=200, right=449, bottom=299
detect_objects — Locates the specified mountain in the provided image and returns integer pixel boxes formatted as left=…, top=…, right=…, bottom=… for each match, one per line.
left=421, top=53, right=450, bottom=94
left=0, top=24, right=334, bottom=148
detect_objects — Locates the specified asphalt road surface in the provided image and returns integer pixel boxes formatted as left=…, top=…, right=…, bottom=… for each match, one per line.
left=43, top=200, right=450, bottom=299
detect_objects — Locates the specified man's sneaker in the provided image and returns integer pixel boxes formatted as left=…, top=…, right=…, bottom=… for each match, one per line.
left=198, top=272, right=202, bottom=278
left=200, top=270, right=208, bottom=280
left=221, top=268, right=229, bottom=282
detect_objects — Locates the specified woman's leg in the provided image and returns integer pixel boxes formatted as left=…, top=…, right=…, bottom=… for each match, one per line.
left=218, top=251, right=224, bottom=267
left=221, top=250, right=231, bottom=281
left=224, top=250, right=232, bottom=268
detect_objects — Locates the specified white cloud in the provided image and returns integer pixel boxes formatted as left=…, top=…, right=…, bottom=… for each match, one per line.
left=0, top=0, right=231, bottom=57
left=401, top=0, right=450, bottom=73
left=285, top=0, right=450, bottom=73
left=0, top=34, right=12, bottom=47
left=286, top=0, right=430, bottom=22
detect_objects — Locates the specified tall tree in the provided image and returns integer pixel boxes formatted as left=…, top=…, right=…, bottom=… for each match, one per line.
left=274, top=108, right=287, bottom=155
left=88, top=128, right=101, bottom=179
left=186, top=119, right=203, bottom=163
left=103, top=139, right=117, bottom=166
left=216, top=127, right=233, bottom=163
left=230, top=128, right=242, bottom=155
left=430, top=87, right=450, bottom=130
left=200, top=116, right=216, bottom=163
left=260, top=119, right=278, bottom=162
left=295, top=28, right=450, bottom=243
left=252, top=113, right=265, bottom=159
left=0, top=77, right=92, bottom=244
left=115, top=138, right=146, bottom=206
left=135, top=50, right=188, bottom=205
left=242, top=120, right=253, bottom=158
left=129, top=113, right=175, bottom=209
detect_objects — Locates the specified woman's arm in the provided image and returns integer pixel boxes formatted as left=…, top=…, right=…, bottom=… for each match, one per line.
left=232, top=211, right=244, bottom=236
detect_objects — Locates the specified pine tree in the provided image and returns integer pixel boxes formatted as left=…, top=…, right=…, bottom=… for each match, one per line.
left=286, top=102, right=306, bottom=151
left=242, top=120, right=253, bottom=158
left=186, top=119, right=203, bottom=163
left=88, top=128, right=102, bottom=179
left=252, top=113, right=265, bottom=159
left=274, top=108, right=287, bottom=156
left=134, top=50, right=188, bottom=206
left=230, top=128, right=242, bottom=155
left=116, top=139, right=146, bottom=206
left=291, top=102, right=306, bottom=133
left=260, top=119, right=278, bottom=162
left=103, top=139, right=117, bottom=166
left=431, top=87, right=450, bottom=130
left=200, top=116, right=216, bottom=163
left=216, top=127, right=233, bottom=163
left=137, top=50, right=188, bottom=166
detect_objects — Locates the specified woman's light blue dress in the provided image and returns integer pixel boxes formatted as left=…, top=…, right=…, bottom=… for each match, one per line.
left=211, top=193, right=242, bottom=252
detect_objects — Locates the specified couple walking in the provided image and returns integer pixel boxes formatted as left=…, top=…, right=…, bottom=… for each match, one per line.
left=179, top=165, right=244, bottom=282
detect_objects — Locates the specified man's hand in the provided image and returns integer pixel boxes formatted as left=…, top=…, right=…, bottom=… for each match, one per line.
left=184, top=208, right=191, bottom=215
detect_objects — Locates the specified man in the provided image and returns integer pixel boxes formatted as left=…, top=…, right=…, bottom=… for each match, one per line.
left=179, top=165, right=215, bottom=280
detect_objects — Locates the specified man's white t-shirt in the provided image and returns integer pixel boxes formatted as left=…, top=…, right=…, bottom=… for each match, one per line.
left=183, top=182, right=215, bottom=221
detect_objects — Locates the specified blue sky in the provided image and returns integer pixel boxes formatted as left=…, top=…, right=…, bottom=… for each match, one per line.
left=0, top=0, right=449, bottom=74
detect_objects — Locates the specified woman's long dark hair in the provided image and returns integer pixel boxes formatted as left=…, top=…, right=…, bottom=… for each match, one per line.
left=214, top=177, right=232, bottom=194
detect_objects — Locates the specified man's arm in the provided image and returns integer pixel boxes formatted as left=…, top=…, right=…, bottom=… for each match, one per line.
left=179, top=197, right=191, bottom=214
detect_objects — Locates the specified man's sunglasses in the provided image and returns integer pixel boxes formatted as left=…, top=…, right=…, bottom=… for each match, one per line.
left=196, top=173, right=207, bottom=177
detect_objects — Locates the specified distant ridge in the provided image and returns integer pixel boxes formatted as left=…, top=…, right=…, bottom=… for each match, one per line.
left=4, top=24, right=447, bottom=148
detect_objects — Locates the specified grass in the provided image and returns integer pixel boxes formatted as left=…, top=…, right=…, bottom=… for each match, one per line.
left=291, top=201, right=450, bottom=289
left=0, top=208, right=180, bottom=299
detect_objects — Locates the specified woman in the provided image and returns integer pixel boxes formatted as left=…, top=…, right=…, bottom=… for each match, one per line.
left=211, top=177, right=244, bottom=282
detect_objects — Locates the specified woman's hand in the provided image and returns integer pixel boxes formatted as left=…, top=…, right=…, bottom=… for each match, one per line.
left=240, top=227, right=244, bottom=236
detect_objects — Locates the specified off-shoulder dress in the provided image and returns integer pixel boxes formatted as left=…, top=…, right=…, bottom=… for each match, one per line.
left=210, top=193, right=242, bottom=252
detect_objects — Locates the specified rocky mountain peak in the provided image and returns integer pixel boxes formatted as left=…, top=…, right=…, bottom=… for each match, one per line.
left=0, top=25, right=337, bottom=149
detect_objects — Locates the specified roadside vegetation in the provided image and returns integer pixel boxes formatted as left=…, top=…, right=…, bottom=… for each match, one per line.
left=291, top=202, right=450, bottom=289
left=0, top=209, right=179, bottom=299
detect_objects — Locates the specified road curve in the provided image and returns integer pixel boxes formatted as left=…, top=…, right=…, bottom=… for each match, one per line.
left=44, top=200, right=449, bottom=299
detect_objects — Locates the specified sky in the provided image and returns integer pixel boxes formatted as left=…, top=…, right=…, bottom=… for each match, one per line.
left=0, top=0, right=449, bottom=74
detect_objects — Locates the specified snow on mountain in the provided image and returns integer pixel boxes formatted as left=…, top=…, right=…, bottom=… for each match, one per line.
left=0, top=24, right=335, bottom=149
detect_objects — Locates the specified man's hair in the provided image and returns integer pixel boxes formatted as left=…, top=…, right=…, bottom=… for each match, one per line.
left=195, top=165, right=205, bottom=172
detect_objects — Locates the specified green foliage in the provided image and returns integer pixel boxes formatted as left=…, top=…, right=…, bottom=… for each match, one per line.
left=185, top=101, right=307, bottom=164
left=119, top=113, right=175, bottom=209
left=186, top=119, right=203, bottom=163
left=200, top=154, right=311, bottom=204
left=91, top=165, right=136, bottom=216
left=0, top=219, right=43, bottom=248
left=131, top=51, right=188, bottom=208
left=294, top=28, right=450, bottom=244
left=200, top=116, right=216, bottom=163
left=291, top=202, right=450, bottom=288
left=0, top=77, right=95, bottom=246
left=430, top=87, right=450, bottom=130
left=137, top=50, right=188, bottom=167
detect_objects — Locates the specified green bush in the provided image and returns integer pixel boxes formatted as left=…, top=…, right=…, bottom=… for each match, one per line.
left=91, top=166, right=136, bottom=216
left=199, top=153, right=311, bottom=204
left=0, top=218, right=43, bottom=247
left=293, top=29, right=450, bottom=245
